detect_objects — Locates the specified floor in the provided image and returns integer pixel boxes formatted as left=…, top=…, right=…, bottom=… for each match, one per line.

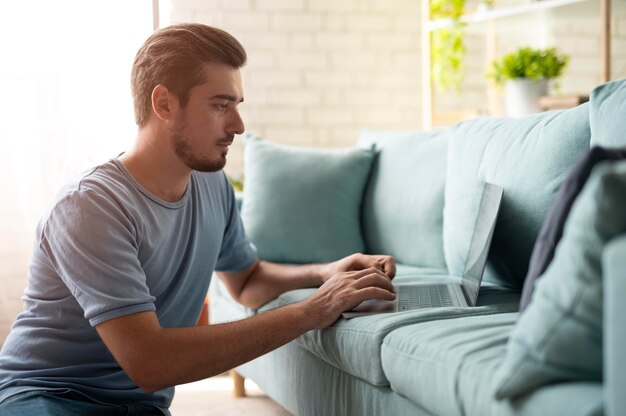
left=169, top=375, right=292, bottom=416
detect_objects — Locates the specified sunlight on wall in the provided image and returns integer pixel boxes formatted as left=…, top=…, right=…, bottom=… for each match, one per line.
left=0, top=0, right=156, bottom=341
left=1, top=0, right=153, bottom=222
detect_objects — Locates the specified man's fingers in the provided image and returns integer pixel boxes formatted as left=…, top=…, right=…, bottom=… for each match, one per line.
left=356, top=254, right=396, bottom=278
left=379, top=256, right=396, bottom=278
left=352, top=272, right=395, bottom=293
left=355, top=286, right=397, bottom=302
left=344, top=266, right=386, bottom=280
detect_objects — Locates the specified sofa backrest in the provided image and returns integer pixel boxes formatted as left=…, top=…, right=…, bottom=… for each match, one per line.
left=358, top=129, right=449, bottom=270
left=444, top=103, right=591, bottom=289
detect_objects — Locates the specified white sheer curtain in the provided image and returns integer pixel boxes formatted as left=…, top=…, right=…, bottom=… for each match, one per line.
left=0, top=1, right=157, bottom=340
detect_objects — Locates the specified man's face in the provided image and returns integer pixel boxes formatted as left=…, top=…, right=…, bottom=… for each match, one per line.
left=169, top=62, right=245, bottom=172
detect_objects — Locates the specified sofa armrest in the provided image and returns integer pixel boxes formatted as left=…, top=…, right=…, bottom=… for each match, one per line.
left=603, top=235, right=626, bottom=416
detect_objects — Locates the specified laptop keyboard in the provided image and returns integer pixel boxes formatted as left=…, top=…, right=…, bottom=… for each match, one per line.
left=399, top=285, right=455, bottom=310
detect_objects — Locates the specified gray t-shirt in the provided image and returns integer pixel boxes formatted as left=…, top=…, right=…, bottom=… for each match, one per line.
left=0, top=159, right=257, bottom=409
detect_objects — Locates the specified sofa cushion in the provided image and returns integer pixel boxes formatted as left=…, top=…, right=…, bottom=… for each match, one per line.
left=382, top=313, right=603, bottom=416
left=520, top=146, right=626, bottom=311
left=589, top=78, right=626, bottom=147
left=444, top=103, right=591, bottom=289
left=236, top=336, right=428, bottom=416
left=358, top=129, right=448, bottom=269
left=241, top=134, right=374, bottom=264
left=382, top=313, right=515, bottom=415
left=276, top=267, right=519, bottom=387
left=494, top=160, right=626, bottom=399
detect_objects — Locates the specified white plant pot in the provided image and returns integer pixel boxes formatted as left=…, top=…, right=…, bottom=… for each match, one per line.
left=504, top=78, right=548, bottom=118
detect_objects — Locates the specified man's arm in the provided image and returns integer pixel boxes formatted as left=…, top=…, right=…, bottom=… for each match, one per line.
left=217, top=253, right=397, bottom=310
left=96, top=267, right=395, bottom=394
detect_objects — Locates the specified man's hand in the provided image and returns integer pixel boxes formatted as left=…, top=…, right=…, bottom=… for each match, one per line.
left=303, top=266, right=396, bottom=329
left=321, top=253, right=396, bottom=282
left=218, top=253, right=396, bottom=311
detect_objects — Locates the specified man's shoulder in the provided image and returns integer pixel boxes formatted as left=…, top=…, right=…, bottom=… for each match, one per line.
left=54, top=158, right=120, bottom=190
left=73, top=159, right=132, bottom=194
left=46, top=160, right=136, bottom=220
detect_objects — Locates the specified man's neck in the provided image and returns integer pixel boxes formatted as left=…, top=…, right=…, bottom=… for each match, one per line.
left=119, top=128, right=191, bottom=203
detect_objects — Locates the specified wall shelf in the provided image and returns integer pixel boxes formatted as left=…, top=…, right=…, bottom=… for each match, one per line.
left=421, top=0, right=611, bottom=130
left=426, top=0, right=591, bottom=31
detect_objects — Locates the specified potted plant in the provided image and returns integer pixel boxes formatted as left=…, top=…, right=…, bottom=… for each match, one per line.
left=487, top=47, right=569, bottom=117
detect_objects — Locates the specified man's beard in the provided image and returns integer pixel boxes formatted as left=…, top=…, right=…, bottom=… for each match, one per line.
left=170, top=124, right=230, bottom=173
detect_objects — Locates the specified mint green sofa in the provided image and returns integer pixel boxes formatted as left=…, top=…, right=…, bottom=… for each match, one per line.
left=209, top=78, right=626, bottom=416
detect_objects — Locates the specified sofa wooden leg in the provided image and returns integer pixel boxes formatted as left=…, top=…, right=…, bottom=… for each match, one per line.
left=231, top=369, right=246, bottom=397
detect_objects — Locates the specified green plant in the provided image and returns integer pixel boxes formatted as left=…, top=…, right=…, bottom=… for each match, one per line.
left=487, top=47, right=570, bottom=85
left=430, top=0, right=467, bottom=92
left=228, top=174, right=244, bottom=192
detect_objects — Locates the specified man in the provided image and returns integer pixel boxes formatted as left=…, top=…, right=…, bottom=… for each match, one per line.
left=0, top=23, right=396, bottom=415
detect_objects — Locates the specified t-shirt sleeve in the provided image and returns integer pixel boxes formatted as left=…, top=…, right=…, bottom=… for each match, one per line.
left=215, top=175, right=257, bottom=272
left=40, top=188, right=156, bottom=327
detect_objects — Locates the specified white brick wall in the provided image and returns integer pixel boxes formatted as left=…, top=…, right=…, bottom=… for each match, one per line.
left=170, top=0, right=424, bottom=178
left=169, top=0, right=626, bottom=177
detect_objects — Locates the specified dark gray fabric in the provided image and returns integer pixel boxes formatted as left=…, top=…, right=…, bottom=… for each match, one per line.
left=520, top=145, right=626, bottom=312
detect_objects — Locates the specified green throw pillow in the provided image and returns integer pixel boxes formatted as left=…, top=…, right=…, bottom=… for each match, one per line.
left=494, top=159, right=626, bottom=399
left=241, top=134, right=375, bottom=264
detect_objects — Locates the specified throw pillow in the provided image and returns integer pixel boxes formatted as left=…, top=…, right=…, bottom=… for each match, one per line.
left=494, top=159, right=626, bottom=400
left=520, top=146, right=626, bottom=312
left=241, top=134, right=375, bottom=264
left=358, top=129, right=449, bottom=269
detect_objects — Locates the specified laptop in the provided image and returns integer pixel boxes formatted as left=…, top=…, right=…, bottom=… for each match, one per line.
left=342, top=182, right=504, bottom=318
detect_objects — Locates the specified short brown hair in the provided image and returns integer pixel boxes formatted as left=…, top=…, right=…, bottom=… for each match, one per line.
left=131, top=23, right=247, bottom=127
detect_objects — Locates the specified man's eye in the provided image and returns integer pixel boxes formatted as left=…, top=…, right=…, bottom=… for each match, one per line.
left=215, top=104, right=227, bottom=110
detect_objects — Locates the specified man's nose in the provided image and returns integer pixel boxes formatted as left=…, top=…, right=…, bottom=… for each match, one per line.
left=228, top=109, right=245, bottom=135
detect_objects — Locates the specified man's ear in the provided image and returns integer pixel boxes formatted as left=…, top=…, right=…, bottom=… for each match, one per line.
left=151, top=84, right=178, bottom=121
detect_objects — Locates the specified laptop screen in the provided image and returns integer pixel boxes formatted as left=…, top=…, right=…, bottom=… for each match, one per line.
left=461, top=182, right=504, bottom=306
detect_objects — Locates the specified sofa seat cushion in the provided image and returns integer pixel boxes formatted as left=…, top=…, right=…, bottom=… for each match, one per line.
left=381, top=313, right=603, bottom=416
left=444, top=103, right=591, bottom=289
left=237, top=339, right=431, bottom=416
left=382, top=313, right=516, bottom=415
left=358, top=129, right=449, bottom=269
left=276, top=268, right=520, bottom=388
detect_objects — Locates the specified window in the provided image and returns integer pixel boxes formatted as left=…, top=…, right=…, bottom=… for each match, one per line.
left=0, top=2, right=163, bottom=332
left=0, top=0, right=155, bottom=230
